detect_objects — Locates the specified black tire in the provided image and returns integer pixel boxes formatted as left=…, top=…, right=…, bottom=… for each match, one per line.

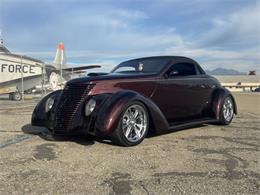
left=219, top=96, right=234, bottom=125
left=8, top=93, right=13, bottom=100
left=112, top=101, right=149, bottom=146
left=9, top=92, right=22, bottom=101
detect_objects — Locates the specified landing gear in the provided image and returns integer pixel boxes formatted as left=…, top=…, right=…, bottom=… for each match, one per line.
left=9, top=92, right=22, bottom=101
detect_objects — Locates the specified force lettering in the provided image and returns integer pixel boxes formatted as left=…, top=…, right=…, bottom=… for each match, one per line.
left=1, top=64, right=36, bottom=74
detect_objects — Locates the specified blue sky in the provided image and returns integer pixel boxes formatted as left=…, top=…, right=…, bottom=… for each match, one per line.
left=0, top=0, right=259, bottom=72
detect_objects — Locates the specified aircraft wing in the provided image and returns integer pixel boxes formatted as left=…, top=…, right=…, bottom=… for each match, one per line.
left=62, top=65, right=101, bottom=72
left=66, top=70, right=87, bottom=74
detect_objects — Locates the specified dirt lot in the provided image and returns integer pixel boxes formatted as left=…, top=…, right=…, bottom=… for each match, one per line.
left=0, top=93, right=259, bottom=194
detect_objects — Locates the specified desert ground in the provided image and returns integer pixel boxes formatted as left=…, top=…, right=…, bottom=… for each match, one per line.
left=0, top=93, right=259, bottom=194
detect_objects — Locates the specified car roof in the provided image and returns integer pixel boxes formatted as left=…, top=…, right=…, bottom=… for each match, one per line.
left=123, top=56, right=198, bottom=63
left=121, top=56, right=205, bottom=75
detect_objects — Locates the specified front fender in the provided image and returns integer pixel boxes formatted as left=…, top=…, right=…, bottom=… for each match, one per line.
left=31, top=90, right=62, bottom=127
left=95, top=90, right=169, bottom=135
left=212, top=88, right=237, bottom=120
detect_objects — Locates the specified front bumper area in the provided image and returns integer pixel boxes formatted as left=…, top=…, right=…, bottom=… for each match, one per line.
left=31, top=83, right=98, bottom=135
left=31, top=108, right=95, bottom=135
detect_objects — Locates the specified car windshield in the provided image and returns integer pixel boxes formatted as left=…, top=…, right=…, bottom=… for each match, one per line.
left=111, top=59, right=169, bottom=74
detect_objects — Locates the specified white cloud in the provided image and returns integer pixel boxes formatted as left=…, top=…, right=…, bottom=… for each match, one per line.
left=197, top=5, right=260, bottom=48
left=3, top=1, right=259, bottom=73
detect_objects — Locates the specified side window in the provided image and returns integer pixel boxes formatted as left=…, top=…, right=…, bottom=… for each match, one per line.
left=166, top=63, right=197, bottom=77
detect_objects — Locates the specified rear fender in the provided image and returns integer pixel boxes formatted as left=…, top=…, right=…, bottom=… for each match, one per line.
left=212, top=88, right=237, bottom=120
left=95, top=90, right=169, bottom=135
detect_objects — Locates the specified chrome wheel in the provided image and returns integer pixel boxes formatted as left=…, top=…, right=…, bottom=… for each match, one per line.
left=122, top=104, right=148, bottom=142
left=223, top=97, right=234, bottom=122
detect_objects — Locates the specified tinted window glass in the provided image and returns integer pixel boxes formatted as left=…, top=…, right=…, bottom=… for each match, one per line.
left=167, top=63, right=197, bottom=76
left=111, top=59, right=169, bottom=74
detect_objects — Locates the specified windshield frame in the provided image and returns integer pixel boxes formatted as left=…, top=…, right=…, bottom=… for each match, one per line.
left=111, top=58, right=170, bottom=75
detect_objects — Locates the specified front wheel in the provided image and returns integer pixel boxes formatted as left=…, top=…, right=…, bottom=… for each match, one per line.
left=219, top=96, right=234, bottom=125
left=9, top=92, right=22, bottom=101
left=112, top=102, right=149, bottom=146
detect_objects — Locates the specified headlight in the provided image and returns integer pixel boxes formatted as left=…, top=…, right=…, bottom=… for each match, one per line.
left=45, top=97, right=54, bottom=112
left=85, top=99, right=96, bottom=116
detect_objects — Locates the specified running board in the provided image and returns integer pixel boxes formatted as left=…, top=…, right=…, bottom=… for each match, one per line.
left=168, top=118, right=218, bottom=131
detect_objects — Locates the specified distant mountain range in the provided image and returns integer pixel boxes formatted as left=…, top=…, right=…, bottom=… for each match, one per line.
left=206, top=68, right=247, bottom=75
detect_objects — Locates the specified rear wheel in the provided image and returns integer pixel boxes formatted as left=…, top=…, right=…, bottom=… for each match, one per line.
left=112, top=102, right=149, bottom=146
left=219, top=96, right=234, bottom=125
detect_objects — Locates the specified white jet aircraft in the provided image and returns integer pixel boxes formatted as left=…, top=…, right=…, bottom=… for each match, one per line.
left=0, top=39, right=100, bottom=100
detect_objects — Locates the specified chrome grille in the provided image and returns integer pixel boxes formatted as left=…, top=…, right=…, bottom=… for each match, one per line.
left=54, top=83, right=95, bottom=133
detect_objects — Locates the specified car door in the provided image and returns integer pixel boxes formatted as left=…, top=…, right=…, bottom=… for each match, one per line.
left=151, top=62, right=210, bottom=123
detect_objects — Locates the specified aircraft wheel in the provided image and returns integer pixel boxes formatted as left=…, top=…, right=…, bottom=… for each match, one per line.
left=9, top=92, right=22, bottom=101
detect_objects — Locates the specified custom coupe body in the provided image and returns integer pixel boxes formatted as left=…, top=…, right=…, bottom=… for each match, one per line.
left=32, top=56, right=237, bottom=146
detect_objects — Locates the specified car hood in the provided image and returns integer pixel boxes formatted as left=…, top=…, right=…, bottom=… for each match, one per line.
left=66, top=72, right=157, bottom=85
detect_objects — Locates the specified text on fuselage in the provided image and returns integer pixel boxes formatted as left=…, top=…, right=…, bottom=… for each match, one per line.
left=1, top=64, right=36, bottom=74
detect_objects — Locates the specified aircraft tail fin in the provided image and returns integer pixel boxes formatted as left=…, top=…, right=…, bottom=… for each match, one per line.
left=53, top=42, right=67, bottom=69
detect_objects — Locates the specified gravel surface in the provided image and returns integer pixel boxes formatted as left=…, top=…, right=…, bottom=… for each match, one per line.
left=0, top=93, right=259, bottom=194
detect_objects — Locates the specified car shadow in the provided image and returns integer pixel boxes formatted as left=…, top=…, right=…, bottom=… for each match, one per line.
left=22, top=124, right=96, bottom=146
left=146, top=124, right=207, bottom=138
left=22, top=123, right=208, bottom=146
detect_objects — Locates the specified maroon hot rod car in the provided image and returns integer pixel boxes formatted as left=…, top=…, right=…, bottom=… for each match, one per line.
left=31, top=56, right=237, bottom=146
